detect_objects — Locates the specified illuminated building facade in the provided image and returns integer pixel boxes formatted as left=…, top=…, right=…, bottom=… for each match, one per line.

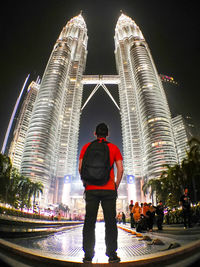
left=21, top=14, right=88, bottom=205
left=172, top=115, right=189, bottom=164
left=114, top=14, right=177, bottom=202
left=7, top=13, right=178, bottom=208
left=8, top=81, right=39, bottom=170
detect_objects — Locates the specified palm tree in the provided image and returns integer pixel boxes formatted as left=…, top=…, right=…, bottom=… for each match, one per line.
left=0, top=153, right=12, bottom=203
left=17, top=175, right=32, bottom=210
left=142, top=177, right=163, bottom=203
left=181, top=137, right=200, bottom=202
left=8, top=168, right=22, bottom=208
left=0, top=154, right=44, bottom=210
left=143, top=163, right=186, bottom=207
left=160, top=163, right=186, bottom=207
left=29, top=181, right=44, bottom=207
left=143, top=138, right=200, bottom=206
left=58, top=203, right=70, bottom=217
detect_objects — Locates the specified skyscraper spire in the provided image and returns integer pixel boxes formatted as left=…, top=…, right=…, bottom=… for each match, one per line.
left=115, top=13, right=144, bottom=42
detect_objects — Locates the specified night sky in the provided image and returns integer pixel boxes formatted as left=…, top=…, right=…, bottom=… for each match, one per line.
left=1, top=0, right=200, bottom=155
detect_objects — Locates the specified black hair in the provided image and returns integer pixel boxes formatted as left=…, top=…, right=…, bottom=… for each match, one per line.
left=95, top=123, right=108, bottom=137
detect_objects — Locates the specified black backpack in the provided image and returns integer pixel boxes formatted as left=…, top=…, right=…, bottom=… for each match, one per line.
left=80, top=139, right=113, bottom=186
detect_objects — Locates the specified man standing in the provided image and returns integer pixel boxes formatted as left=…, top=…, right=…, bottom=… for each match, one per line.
left=129, top=200, right=135, bottom=228
left=156, top=200, right=164, bottom=230
left=180, top=187, right=192, bottom=229
left=79, top=123, right=123, bottom=263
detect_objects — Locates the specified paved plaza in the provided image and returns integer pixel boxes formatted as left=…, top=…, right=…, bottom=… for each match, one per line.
left=0, top=219, right=200, bottom=266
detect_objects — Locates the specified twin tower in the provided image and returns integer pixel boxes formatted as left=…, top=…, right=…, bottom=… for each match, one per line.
left=21, top=13, right=177, bottom=207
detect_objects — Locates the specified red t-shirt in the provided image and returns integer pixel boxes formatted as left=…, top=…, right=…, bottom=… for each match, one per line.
left=79, top=138, right=123, bottom=190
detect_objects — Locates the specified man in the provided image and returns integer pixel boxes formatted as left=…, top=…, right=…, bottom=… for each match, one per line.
left=180, top=187, right=192, bottom=229
left=79, top=123, right=123, bottom=263
left=129, top=200, right=135, bottom=228
left=156, top=200, right=164, bottom=230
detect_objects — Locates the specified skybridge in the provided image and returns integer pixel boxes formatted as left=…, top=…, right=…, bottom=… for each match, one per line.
left=81, top=75, right=120, bottom=111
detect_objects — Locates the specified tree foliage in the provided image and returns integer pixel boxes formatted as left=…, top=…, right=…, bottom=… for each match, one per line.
left=143, top=138, right=200, bottom=208
left=0, top=153, right=43, bottom=209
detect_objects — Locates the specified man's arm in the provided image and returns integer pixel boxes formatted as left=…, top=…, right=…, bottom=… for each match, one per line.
left=179, top=195, right=183, bottom=207
left=79, top=159, right=87, bottom=187
left=115, top=160, right=124, bottom=189
left=78, top=159, right=82, bottom=174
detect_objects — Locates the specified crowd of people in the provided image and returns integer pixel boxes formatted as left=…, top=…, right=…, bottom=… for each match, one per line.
left=116, top=188, right=196, bottom=232
left=116, top=200, right=165, bottom=232
left=128, top=200, right=164, bottom=232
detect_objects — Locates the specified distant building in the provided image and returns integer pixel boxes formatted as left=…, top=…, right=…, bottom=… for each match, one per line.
left=8, top=81, right=39, bottom=170
left=172, top=115, right=189, bottom=163
left=184, top=115, right=197, bottom=138
left=160, top=74, right=178, bottom=85
left=159, top=74, right=179, bottom=117
left=1, top=75, right=30, bottom=155
left=160, top=74, right=197, bottom=139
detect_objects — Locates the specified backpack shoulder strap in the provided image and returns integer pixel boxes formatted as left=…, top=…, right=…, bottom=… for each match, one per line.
left=91, top=139, right=99, bottom=144
left=90, top=139, right=110, bottom=145
left=98, top=139, right=109, bottom=144
left=101, top=139, right=114, bottom=170
left=102, top=139, right=109, bottom=144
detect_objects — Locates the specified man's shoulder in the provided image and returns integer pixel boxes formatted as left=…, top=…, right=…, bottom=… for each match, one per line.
left=108, top=142, right=122, bottom=156
left=81, top=142, right=90, bottom=151
left=107, top=142, right=120, bottom=150
left=79, top=142, right=92, bottom=159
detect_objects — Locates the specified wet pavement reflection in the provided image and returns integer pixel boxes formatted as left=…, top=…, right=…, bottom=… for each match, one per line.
left=5, top=222, right=176, bottom=263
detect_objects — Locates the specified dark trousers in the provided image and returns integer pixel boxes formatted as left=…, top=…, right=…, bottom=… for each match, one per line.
left=147, top=217, right=154, bottom=230
left=130, top=213, right=135, bottom=228
left=157, top=215, right=164, bottom=230
left=83, top=190, right=117, bottom=258
left=183, top=209, right=191, bottom=227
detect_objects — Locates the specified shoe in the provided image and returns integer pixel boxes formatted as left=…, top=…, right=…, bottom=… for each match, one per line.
left=108, top=254, right=121, bottom=263
left=83, top=256, right=92, bottom=263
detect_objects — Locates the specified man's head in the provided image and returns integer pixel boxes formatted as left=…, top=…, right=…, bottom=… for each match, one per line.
left=95, top=123, right=108, bottom=138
